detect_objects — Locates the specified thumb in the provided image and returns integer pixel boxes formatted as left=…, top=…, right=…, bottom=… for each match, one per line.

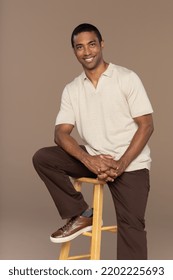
left=100, top=154, right=114, bottom=159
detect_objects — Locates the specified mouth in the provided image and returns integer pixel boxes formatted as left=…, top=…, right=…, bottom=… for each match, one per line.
left=83, top=56, right=95, bottom=63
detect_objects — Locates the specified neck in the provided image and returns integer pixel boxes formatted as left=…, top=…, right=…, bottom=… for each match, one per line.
left=84, top=61, right=109, bottom=84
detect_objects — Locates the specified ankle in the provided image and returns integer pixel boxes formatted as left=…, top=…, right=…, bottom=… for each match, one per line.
left=81, top=208, right=93, bottom=218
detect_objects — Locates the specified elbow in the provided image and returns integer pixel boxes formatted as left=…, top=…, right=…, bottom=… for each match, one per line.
left=54, top=134, right=61, bottom=146
left=54, top=129, right=61, bottom=146
left=54, top=136, right=59, bottom=145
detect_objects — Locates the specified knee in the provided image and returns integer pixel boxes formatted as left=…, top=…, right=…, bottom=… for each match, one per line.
left=32, top=147, right=49, bottom=168
left=118, top=213, right=145, bottom=231
left=130, top=217, right=145, bottom=231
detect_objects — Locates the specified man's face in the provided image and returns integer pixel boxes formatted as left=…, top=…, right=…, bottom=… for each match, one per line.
left=73, top=31, right=104, bottom=71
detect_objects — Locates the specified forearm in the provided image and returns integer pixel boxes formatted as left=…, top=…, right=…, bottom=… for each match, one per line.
left=55, top=132, right=89, bottom=162
left=120, top=122, right=154, bottom=168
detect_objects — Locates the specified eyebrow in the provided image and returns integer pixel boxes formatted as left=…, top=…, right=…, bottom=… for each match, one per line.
left=75, top=40, right=97, bottom=47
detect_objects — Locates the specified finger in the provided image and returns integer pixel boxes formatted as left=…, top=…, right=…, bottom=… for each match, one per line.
left=104, top=169, right=118, bottom=178
left=105, top=177, right=114, bottom=182
left=98, top=173, right=108, bottom=180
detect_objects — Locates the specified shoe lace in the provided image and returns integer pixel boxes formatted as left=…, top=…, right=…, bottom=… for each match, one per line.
left=60, top=216, right=77, bottom=232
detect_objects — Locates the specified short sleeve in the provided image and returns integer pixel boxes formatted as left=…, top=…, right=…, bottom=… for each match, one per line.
left=122, top=71, right=153, bottom=118
left=55, top=86, right=75, bottom=125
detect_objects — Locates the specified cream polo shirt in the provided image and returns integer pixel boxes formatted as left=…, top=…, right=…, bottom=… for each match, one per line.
left=55, top=63, right=153, bottom=171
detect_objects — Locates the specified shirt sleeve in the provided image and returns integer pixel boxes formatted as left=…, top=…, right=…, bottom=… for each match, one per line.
left=122, top=71, right=153, bottom=118
left=55, top=86, right=75, bottom=126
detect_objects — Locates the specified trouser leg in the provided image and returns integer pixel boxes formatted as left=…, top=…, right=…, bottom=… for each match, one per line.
left=108, top=169, right=150, bottom=260
left=32, top=145, right=96, bottom=219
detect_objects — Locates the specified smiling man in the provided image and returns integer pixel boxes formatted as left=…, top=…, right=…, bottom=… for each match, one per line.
left=33, top=23, right=154, bottom=260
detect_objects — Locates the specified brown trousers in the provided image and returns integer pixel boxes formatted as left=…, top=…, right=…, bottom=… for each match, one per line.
left=33, top=145, right=150, bottom=260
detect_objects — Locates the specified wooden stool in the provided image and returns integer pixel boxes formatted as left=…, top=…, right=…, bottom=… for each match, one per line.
left=59, top=177, right=117, bottom=260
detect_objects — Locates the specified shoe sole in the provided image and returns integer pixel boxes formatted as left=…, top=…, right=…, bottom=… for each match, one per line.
left=50, top=225, right=93, bottom=243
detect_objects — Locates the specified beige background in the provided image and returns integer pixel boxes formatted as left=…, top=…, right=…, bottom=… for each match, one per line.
left=1, top=0, right=173, bottom=259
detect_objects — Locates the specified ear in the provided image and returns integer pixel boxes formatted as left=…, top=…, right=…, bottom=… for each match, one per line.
left=101, top=40, right=104, bottom=49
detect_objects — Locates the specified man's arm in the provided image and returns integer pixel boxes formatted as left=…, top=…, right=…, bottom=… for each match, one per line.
left=55, top=124, right=114, bottom=178
left=98, top=114, right=154, bottom=180
left=54, top=124, right=86, bottom=161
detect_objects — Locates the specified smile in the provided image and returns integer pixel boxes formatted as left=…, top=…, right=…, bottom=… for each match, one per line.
left=84, top=57, right=94, bottom=62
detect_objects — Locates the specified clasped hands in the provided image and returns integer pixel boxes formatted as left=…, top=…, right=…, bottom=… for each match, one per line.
left=84, top=154, right=126, bottom=182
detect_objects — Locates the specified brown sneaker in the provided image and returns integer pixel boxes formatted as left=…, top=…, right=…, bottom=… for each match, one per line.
left=50, top=215, right=92, bottom=243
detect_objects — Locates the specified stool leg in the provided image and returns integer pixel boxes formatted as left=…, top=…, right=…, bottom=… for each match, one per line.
left=58, top=180, right=82, bottom=260
left=59, top=241, right=71, bottom=260
left=73, top=180, right=82, bottom=192
left=90, top=183, right=104, bottom=260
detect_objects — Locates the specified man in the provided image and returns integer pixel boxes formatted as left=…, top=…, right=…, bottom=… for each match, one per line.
left=33, top=23, right=154, bottom=260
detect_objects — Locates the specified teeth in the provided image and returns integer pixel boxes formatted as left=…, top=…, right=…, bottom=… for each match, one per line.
left=85, top=57, right=93, bottom=62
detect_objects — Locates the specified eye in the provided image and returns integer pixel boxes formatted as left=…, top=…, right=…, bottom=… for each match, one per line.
left=90, top=42, right=96, bottom=47
left=76, top=45, right=83, bottom=50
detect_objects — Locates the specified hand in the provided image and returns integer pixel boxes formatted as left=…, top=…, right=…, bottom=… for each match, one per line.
left=97, top=155, right=116, bottom=182
left=82, top=154, right=114, bottom=176
left=97, top=156, right=127, bottom=182
left=97, top=168, right=118, bottom=182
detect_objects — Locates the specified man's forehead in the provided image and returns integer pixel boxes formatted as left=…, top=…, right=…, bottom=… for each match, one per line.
left=73, top=31, right=98, bottom=45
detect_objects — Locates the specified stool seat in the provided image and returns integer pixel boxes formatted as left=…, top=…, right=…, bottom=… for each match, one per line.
left=58, top=177, right=117, bottom=260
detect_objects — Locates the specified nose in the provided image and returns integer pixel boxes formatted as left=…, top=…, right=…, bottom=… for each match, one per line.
left=83, top=46, right=91, bottom=56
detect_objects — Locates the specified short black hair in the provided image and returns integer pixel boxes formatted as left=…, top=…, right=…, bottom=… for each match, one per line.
left=71, top=23, right=103, bottom=48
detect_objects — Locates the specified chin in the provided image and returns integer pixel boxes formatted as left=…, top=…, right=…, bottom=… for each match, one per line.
left=83, top=63, right=97, bottom=70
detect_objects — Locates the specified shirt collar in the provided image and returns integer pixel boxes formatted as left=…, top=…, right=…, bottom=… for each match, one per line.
left=81, top=63, right=114, bottom=80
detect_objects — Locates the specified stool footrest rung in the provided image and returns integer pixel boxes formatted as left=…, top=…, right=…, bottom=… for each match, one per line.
left=82, top=225, right=117, bottom=237
left=67, top=253, right=91, bottom=260
left=101, top=225, right=117, bottom=232
left=82, top=231, right=92, bottom=237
